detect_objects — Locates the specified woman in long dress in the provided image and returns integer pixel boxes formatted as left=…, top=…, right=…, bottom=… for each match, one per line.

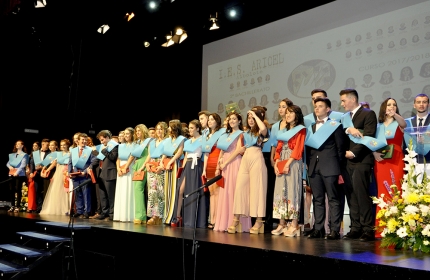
left=172, top=120, right=206, bottom=228
left=214, top=112, right=251, bottom=232
left=113, top=127, right=136, bottom=222
left=143, top=121, right=168, bottom=225
left=161, top=119, right=186, bottom=225
left=27, top=142, right=40, bottom=213
left=40, top=139, right=71, bottom=216
left=373, top=98, right=406, bottom=238
left=228, top=107, right=268, bottom=234
left=272, top=105, right=306, bottom=237
left=130, top=124, right=152, bottom=224
left=202, top=113, right=226, bottom=229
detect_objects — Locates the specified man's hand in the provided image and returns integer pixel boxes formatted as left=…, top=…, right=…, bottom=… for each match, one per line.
left=345, top=150, right=355, bottom=159
left=348, top=127, right=363, bottom=138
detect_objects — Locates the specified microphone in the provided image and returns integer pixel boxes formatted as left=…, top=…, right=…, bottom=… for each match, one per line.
left=184, top=175, right=223, bottom=198
left=68, top=179, right=92, bottom=193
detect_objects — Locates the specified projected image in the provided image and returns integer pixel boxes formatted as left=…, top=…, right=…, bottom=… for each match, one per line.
left=400, top=66, right=414, bottom=81
left=420, top=62, right=430, bottom=78
left=345, top=77, right=357, bottom=89
left=362, top=74, right=375, bottom=88
left=400, top=88, right=413, bottom=103
left=287, top=59, right=336, bottom=98
left=379, top=71, right=394, bottom=85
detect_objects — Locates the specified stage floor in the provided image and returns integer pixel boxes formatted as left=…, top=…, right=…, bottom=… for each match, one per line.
left=1, top=209, right=430, bottom=277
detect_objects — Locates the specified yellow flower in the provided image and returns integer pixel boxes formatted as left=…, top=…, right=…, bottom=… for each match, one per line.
left=387, top=218, right=399, bottom=232
left=422, top=195, right=430, bottom=203
left=405, top=193, right=419, bottom=204
left=376, top=209, right=386, bottom=219
left=419, top=218, right=424, bottom=222
left=379, top=220, right=386, bottom=226
left=414, top=213, right=420, bottom=220
left=397, top=198, right=403, bottom=204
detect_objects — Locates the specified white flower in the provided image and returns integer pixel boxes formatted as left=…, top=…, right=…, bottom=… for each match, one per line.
left=422, top=225, right=430, bottom=237
left=408, top=219, right=416, bottom=227
left=404, top=205, right=419, bottom=214
left=397, top=227, right=408, bottom=238
left=389, top=206, right=398, bottom=214
left=424, top=241, right=430, bottom=245
left=420, top=205, right=430, bottom=216
left=406, top=148, right=418, bottom=159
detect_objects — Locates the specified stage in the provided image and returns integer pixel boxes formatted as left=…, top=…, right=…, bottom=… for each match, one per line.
left=0, top=210, right=429, bottom=280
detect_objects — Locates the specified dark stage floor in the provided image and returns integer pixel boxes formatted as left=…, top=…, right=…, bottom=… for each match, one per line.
left=1, top=209, right=430, bottom=279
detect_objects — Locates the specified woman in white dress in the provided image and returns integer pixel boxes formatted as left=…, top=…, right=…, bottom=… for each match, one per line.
left=40, top=139, right=71, bottom=216
left=113, top=127, right=136, bottom=222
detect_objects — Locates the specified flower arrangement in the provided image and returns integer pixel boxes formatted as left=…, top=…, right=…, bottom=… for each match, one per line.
left=372, top=139, right=430, bottom=252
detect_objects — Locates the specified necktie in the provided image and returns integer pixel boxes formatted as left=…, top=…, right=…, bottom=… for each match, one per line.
left=79, top=148, right=83, bottom=157
left=350, top=112, right=353, bottom=118
left=316, top=120, right=324, bottom=124
left=419, top=118, right=423, bottom=127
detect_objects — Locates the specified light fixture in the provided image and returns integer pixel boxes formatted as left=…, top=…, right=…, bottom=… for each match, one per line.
left=35, top=0, right=46, bottom=8
left=125, top=12, right=135, bottom=21
left=161, top=32, right=174, bottom=47
left=144, top=41, right=150, bottom=47
left=209, top=13, right=219, bottom=30
left=97, top=25, right=110, bottom=34
left=171, top=28, right=187, bottom=44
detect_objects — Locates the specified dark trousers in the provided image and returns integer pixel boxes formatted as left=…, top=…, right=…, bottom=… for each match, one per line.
left=309, top=166, right=342, bottom=232
left=10, top=176, right=26, bottom=208
left=73, top=179, right=92, bottom=215
left=35, top=176, right=44, bottom=212
left=345, top=163, right=373, bottom=232
left=100, top=178, right=116, bottom=218
left=263, top=152, right=276, bottom=229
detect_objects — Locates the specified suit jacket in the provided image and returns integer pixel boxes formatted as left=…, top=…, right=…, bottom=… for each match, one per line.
left=405, top=114, right=430, bottom=127
left=68, top=147, right=96, bottom=181
left=306, top=121, right=345, bottom=177
left=405, top=113, right=430, bottom=162
left=91, top=145, right=118, bottom=181
left=345, top=107, right=377, bottom=165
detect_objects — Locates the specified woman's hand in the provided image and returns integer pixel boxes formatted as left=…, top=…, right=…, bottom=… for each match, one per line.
left=373, top=151, right=384, bottom=162
left=283, top=165, right=290, bottom=175
left=219, top=163, right=225, bottom=170
left=215, top=169, right=220, bottom=176
left=274, top=162, right=280, bottom=176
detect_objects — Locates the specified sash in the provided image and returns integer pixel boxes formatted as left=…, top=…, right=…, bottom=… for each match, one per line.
left=32, top=151, right=42, bottom=166
left=404, top=122, right=430, bottom=156
left=304, top=111, right=343, bottom=128
left=41, top=152, right=57, bottom=166
left=341, top=113, right=386, bottom=151
left=118, top=143, right=134, bottom=161
left=304, top=113, right=316, bottom=128
left=277, top=125, right=306, bottom=142
left=268, top=120, right=282, bottom=148
left=149, top=139, right=164, bottom=159
left=202, top=128, right=226, bottom=153
left=106, top=140, right=118, bottom=152
left=305, top=120, right=341, bottom=149
left=376, top=121, right=398, bottom=141
left=243, top=132, right=258, bottom=147
left=163, top=135, right=186, bottom=157
left=8, top=153, right=25, bottom=168
left=184, top=136, right=203, bottom=153
left=131, top=138, right=153, bottom=157
left=56, top=151, right=70, bottom=165
left=217, top=130, right=244, bottom=151
left=95, top=144, right=106, bottom=160
left=71, top=146, right=92, bottom=169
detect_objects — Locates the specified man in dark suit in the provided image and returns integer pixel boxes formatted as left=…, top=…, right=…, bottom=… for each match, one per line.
left=339, top=89, right=377, bottom=241
left=68, top=133, right=96, bottom=219
left=305, top=97, right=345, bottom=239
left=35, top=139, right=51, bottom=213
left=404, top=93, right=430, bottom=163
left=91, top=130, right=118, bottom=221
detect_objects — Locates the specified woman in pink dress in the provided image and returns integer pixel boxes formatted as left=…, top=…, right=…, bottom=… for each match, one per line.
left=213, top=112, right=251, bottom=232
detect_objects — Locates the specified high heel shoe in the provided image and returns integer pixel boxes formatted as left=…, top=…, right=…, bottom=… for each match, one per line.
left=171, top=217, right=183, bottom=227
left=147, top=216, right=162, bottom=225
left=227, top=219, right=242, bottom=234
left=284, top=226, right=301, bottom=237
left=250, top=220, right=264, bottom=234
left=271, top=224, right=286, bottom=235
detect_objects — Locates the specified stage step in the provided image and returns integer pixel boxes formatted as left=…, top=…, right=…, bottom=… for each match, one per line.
left=0, top=259, right=28, bottom=276
left=0, top=244, right=50, bottom=259
left=36, top=221, right=91, bottom=230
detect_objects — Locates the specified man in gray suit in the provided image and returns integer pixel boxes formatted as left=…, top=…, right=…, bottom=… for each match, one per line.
left=91, top=130, right=119, bottom=221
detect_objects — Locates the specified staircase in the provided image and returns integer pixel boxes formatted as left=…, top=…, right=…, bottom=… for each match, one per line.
left=0, top=221, right=90, bottom=279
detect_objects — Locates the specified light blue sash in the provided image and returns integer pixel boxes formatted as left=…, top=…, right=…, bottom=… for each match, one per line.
left=217, top=130, right=244, bottom=151
left=304, top=111, right=343, bottom=128
left=94, top=144, right=106, bottom=160
left=131, top=138, right=153, bottom=157
left=277, top=125, right=306, bottom=142
left=202, top=128, right=226, bottom=153
left=106, top=140, right=118, bottom=152
left=341, top=113, right=386, bottom=151
left=184, top=136, right=203, bottom=153
left=118, top=143, right=134, bottom=161
left=243, top=132, right=258, bottom=147
left=163, top=135, right=186, bottom=157
left=305, top=120, right=341, bottom=149
left=376, top=121, right=398, bottom=140
left=9, top=153, right=25, bottom=168
left=41, top=153, right=57, bottom=166
left=71, top=146, right=92, bottom=169
left=32, top=151, right=42, bottom=166
left=404, top=121, right=430, bottom=156
left=149, top=139, right=164, bottom=159
left=56, top=151, right=70, bottom=165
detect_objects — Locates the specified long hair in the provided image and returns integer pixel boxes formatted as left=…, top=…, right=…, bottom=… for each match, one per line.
left=378, top=98, right=400, bottom=123
left=155, top=121, right=168, bottom=140
left=208, top=113, right=222, bottom=133
left=248, top=106, right=268, bottom=136
left=189, top=119, right=202, bottom=136
left=134, top=124, right=149, bottom=142
left=226, top=112, right=244, bottom=133
left=123, top=127, right=135, bottom=143
left=286, top=105, right=304, bottom=130
left=169, top=119, right=183, bottom=139
left=12, top=140, right=27, bottom=153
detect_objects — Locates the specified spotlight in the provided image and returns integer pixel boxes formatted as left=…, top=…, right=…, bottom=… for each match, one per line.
left=209, top=13, right=219, bottom=30
left=125, top=12, right=135, bottom=21
left=97, top=25, right=110, bottom=34
left=161, top=32, right=174, bottom=47
left=144, top=41, right=150, bottom=47
left=172, top=28, right=187, bottom=44
left=35, top=0, right=46, bottom=8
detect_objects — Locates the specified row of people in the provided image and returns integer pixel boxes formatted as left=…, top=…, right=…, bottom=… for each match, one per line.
left=8, top=88, right=427, bottom=241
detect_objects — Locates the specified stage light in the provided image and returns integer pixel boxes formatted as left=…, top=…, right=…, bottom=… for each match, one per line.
left=97, top=25, right=110, bottom=34
left=161, top=32, right=174, bottom=47
left=172, top=28, right=187, bottom=44
left=144, top=41, right=150, bottom=47
left=149, top=1, right=157, bottom=9
left=125, top=12, right=135, bottom=21
left=35, top=0, right=46, bottom=8
left=209, top=13, right=219, bottom=30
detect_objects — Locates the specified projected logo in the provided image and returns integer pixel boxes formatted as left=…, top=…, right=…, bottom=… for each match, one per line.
left=287, top=59, right=336, bottom=98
